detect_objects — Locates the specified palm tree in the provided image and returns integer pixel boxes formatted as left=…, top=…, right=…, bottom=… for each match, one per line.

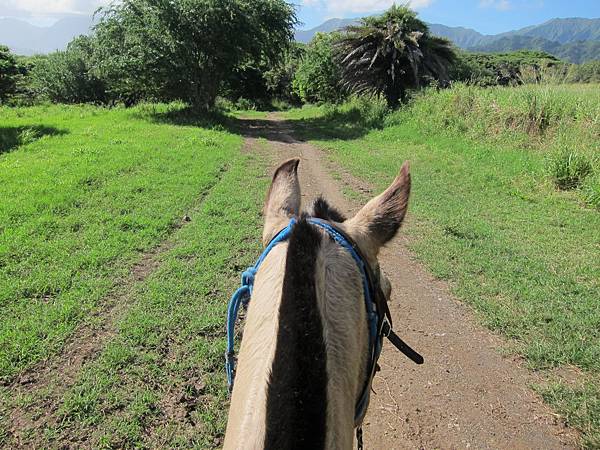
left=335, top=5, right=456, bottom=108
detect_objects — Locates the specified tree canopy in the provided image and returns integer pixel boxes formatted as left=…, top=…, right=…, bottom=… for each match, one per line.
left=0, top=45, right=23, bottom=104
left=265, top=42, right=305, bottom=105
left=93, top=0, right=297, bottom=109
left=30, top=36, right=106, bottom=104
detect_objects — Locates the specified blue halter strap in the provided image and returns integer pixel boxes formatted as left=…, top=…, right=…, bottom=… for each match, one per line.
left=225, top=218, right=297, bottom=388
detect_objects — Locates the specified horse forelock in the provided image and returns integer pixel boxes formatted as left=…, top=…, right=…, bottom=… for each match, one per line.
left=310, top=197, right=347, bottom=223
left=264, top=216, right=328, bottom=450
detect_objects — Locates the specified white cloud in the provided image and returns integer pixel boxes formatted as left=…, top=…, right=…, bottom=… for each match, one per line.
left=302, top=0, right=434, bottom=14
left=479, top=0, right=512, bottom=11
left=0, top=0, right=109, bottom=17
left=2, top=0, right=435, bottom=19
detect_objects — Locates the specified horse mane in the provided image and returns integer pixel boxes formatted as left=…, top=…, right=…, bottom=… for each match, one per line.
left=264, top=216, right=328, bottom=450
left=310, top=197, right=347, bottom=223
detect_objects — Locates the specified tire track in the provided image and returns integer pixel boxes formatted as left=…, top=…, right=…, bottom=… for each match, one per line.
left=1, top=167, right=228, bottom=448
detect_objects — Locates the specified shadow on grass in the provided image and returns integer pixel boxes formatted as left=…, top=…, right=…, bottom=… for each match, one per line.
left=278, top=107, right=384, bottom=142
left=0, top=125, right=67, bottom=155
left=141, top=105, right=378, bottom=143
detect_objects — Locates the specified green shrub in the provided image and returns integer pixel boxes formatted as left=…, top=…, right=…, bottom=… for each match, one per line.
left=548, top=149, right=593, bottom=190
left=450, top=50, right=568, bottom=87
left=264, top=43, right=304, bottom=105
left=321, top=95, right=390, bottom=129
left=566, top=60, right=600, bottom=84
left=353, top=96, right=389, bottom=129
left=522, top=89, right=562, bottom=134
left=583, top=174, right=600, bottom=209
left=0, top=45, right=27, bottom=104
left=293, top=32, right=346, bottom=104
left=214, top=96, right=235, bottom=111
left=270, top=98, right=294, bottom=111
left=30, top=36, right=106, bottom=104
left=235, top=97, right=258, bottom=111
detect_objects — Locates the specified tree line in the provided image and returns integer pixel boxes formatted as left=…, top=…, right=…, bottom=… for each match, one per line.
left=1, top=4, right=599, bottom=109
left=1, top=0, right=297, bottom=109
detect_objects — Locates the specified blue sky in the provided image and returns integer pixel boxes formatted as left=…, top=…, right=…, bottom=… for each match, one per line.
left=296, top=0, right=600, bottom=35
left=1, top=0, right=599, bottom=34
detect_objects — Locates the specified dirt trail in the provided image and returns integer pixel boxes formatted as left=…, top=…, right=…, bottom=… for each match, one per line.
left=242, top=115, right=577, bottom=450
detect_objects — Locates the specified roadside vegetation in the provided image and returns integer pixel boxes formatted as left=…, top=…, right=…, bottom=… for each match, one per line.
left=1, top=5, right=600, bottom=110
left=282, top=83, right=600, bottom=447
left=0, top=103, right=242, bottom=381
left=0, top=103, right=269, bottom=447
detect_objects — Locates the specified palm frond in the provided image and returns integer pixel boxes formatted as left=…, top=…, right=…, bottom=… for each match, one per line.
left=333, top=5, right=457, bottom=107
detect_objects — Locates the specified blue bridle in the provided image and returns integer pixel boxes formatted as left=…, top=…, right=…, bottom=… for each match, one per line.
left=225, top=217, right=382, bottom=425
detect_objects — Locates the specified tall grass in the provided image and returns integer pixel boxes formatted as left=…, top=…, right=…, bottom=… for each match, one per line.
left=402, top=84, right=599, bottom=207
left=282, top=83, right=600, bottom=446
left=392, top=83, right=599, bottom=140
left=370, top=84, right=599, bottom=208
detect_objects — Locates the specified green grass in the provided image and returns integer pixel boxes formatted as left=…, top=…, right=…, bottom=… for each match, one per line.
left=0, top=103, right=244, bottom=383
left=1, top=86, right=598, bottom=446
left=282, top=84, right=600, bottom=447
left=0, top=102, right=241, bottom=380
left=44, top=156, right=266, bottom=448
left=0, top=103, right=271, bottom=447
left=393, top=84, right=600, bottom=208
left=541, top=381, right=600, bottom=449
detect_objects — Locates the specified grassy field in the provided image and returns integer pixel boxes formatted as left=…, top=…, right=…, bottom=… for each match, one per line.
left=0, top=104, right=269, bottom=447
left=282, top=84, right=600, bottom=447
left=1, top=85, right=598, bottom=447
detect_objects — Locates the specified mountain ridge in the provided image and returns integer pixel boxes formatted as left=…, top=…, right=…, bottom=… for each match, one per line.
left=0, top=16, right=94, bottom=55
left=2, top=15, right=599, bottom=63
left=294, top=16, right=600, bottom=63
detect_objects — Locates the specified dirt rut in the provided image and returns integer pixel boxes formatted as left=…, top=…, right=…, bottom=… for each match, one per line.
left=242, top=115, right=576, bottom=450
left=3, top=215, right=195, bottom=447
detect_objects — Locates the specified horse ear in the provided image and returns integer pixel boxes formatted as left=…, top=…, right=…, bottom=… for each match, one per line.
left=263, top=158, right=301, bottom=245
left=345, top=161, right=411, bottom=253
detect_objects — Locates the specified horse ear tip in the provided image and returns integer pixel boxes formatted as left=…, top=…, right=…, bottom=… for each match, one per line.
left=400, top=160, right=410, bottom=175
left=279, top=158, right=300, bottom=174
left=272, top=158, right=300, bottom=180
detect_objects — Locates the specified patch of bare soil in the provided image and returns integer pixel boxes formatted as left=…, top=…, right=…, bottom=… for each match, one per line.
left=241, top=115, right=578, bottom=449
left=2, top=215, right=194, bottom=448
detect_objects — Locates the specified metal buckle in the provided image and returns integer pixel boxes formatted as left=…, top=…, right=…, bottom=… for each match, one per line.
left=381, top=319, right=391, bottom=338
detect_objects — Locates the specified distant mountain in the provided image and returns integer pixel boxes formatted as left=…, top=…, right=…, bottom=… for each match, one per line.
left=426, top=24, right=489, bottom=48
left=497, top=18, right=600, bottom=44
left=471, top=36, right=600, bottom=64
left=295, top=19, right=490, bottom=46
left=553, top=40, right=600, bottom=64
left=470, top=35, right=560, bottom=54
left=0, top=16, right=94, bottom=55
left=295, top=18, right=358, bottom=43
left=295, top=16, right=600, bottom=63
left=468, top=18, right=600, bottom=63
